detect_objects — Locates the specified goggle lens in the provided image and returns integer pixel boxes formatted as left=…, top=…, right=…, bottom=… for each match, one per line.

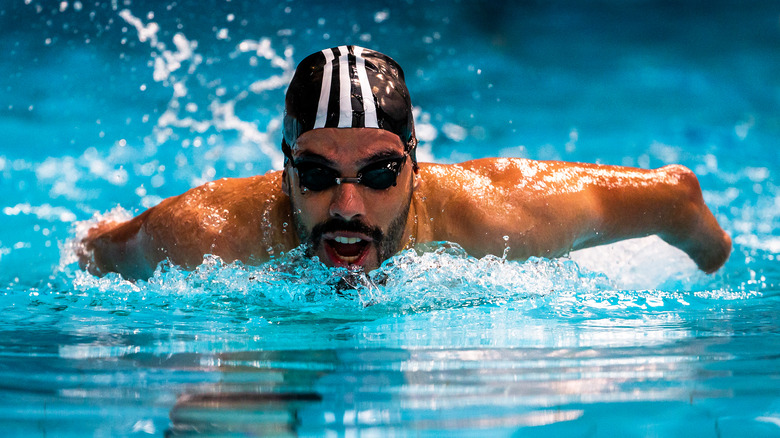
left=298, top=166, right=339, bottom=191
left=294, top=155, right=406, bottom=192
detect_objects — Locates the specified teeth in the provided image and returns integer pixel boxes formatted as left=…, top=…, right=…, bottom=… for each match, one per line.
left=334, top=236, right=362, bottom=244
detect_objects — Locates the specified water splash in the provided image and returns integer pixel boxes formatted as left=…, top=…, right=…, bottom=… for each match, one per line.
left=50, top=242, right=603, bottom=316
left=116, top=9, right=293, bottom=174
left=12, top=3, right=297, bottom=214
left=47, top=237, right=761, bottom=326
left=55, top=208, right=766, bottom=322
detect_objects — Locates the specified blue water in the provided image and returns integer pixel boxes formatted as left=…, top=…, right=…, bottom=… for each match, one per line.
left=1, top=0, right=779, bottom=436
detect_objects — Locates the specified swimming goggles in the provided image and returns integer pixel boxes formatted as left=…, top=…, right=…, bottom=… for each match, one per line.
left=291, top=153, right=408, bottom=191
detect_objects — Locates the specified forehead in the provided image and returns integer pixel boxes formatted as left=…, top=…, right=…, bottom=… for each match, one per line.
left=293, top=128, right=405, bottom=164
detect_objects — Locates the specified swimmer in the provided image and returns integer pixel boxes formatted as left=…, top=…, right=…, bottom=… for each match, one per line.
left=77, top=45, right=732, bottom=280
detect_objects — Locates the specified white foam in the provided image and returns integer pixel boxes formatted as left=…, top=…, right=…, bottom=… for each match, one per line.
left=569, top=235, right=700, bottom=290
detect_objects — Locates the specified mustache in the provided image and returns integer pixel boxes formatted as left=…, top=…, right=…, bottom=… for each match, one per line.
left=310, top=218, right=384, bottom=244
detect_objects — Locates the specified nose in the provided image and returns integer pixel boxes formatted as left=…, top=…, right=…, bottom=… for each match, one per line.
left=328, top=182, right=365, bottom=221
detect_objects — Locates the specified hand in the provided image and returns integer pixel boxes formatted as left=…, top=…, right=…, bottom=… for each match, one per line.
left=657, top=165, right=731, bottom=273
left=76, top=221, right=119, bottom=276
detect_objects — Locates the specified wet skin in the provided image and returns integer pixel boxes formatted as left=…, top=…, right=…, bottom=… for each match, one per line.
left=78, top=128, right=732, bottom=280
left=282, top=128, right=416, bottom=271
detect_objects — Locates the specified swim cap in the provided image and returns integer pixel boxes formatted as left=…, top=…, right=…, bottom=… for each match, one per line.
left=282, top=45, right=417, bottom=167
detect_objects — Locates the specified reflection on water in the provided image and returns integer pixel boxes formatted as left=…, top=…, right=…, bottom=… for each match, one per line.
left=140, top=326, right=776, bottom=436
left=3, top=267, right=777, bottom=436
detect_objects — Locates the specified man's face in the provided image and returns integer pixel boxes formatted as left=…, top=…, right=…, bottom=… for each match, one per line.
left=283, top=128, right=415, bottom=271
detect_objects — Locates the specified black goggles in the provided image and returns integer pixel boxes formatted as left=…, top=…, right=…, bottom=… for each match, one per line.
left=291, top=153, right=408, bottom=192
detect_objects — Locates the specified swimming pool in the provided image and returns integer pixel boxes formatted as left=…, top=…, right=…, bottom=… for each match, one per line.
left=1, top=0, right=778, bottom=436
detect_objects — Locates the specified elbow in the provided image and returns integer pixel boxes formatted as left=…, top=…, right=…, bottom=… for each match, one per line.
left=659, top=164, right=702, bottom=199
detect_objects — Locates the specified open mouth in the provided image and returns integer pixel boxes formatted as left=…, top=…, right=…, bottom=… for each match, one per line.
left=323, top=235, right=372, bottom=267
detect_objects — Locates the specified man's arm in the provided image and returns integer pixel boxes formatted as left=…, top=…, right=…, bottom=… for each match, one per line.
left=77, top=172, right=296, bottom=280
left=419, top=158, right=731, bottom=273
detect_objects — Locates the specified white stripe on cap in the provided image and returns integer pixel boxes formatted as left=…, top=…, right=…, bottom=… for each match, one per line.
left=354, top=46, right=379, bottom=128
left=337, top=46, right=352, bottom=128
left=313, top=48, right=335, bottom=129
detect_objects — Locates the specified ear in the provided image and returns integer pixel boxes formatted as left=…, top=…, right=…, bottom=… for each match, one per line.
left=282, top=169, right=291, bottom=196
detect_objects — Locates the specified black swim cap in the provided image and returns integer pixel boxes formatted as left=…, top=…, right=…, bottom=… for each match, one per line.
left=282, top=45, right=417, bottom=167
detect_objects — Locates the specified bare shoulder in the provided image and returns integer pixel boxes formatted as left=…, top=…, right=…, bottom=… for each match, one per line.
left=414, top=159, right=543, bottom=256
left=144, top=171, right=297, bottom=258
left=147, top=171, right=287, bottom=231
left=80, top=171, right=295, bottom=277
left=417, top=157, right=551, bottom=191
left=415, top=158, right=546, bottom=205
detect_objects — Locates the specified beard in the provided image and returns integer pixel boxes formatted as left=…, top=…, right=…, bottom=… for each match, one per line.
left=291, top=190, right=412, bottom=268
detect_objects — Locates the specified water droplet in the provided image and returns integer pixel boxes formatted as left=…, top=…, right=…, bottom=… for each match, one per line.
left=503, top=235, right=509, bottom=241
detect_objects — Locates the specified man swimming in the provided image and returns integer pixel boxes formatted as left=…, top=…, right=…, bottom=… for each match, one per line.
left=77, top=45, right=732, bottom=280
